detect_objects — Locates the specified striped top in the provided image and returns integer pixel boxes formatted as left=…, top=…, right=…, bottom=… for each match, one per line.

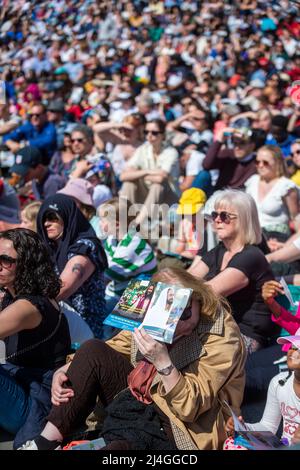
left=104, top=231, right=157, bottom=296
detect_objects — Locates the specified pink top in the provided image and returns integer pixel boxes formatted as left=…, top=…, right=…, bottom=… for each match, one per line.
left=271, top=303, right=300, bottom=351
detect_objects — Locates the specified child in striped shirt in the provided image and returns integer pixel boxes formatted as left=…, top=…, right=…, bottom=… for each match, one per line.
left=99, top=197, right=157, bottom=313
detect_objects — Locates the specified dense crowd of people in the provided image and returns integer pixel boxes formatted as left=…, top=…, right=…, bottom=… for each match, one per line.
left=0, top=0, right=300, bottom=452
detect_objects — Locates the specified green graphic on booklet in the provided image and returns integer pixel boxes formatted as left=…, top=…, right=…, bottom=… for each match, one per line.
left=104, top=279, right=192, bottom=344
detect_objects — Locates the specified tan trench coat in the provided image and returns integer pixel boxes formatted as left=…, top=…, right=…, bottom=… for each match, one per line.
left=106, top=306, right=246, bottom=450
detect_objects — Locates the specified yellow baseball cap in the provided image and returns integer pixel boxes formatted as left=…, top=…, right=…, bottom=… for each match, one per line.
left=177, top=188, right=207, bottom=215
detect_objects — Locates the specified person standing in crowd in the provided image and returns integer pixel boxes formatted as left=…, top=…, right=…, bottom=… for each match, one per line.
left=0, top=229, right=70, bottom=449
left=37, top=194, right=108, bottom=339
left=120, top=119, right=179, bottom=226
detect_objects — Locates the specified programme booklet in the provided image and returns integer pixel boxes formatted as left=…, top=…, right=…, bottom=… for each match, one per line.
left=104, top=279, right=192, bottom=344
left=223, top=401, right=284, bottom=450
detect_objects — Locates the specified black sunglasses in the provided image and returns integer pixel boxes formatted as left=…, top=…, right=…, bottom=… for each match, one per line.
left=71, top=138, right=85, bottom=143
left=0, top=254, right=17, bottom=268
left=30, top=113, right=43, bottom=118
left=145, top=130, right=162, bottom=136
left=291, top=150, right=300, bottom=157
left=211, top=211, right=238, bottom=223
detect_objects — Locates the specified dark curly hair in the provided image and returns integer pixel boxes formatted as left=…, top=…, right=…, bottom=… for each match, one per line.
left=0, top=228, right=61, bottom=298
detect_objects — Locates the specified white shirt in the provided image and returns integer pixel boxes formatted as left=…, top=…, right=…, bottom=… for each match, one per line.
left=127, top=141, right=180, bottom=195
left=186, top=151, right=205, bottom=176
left=246, top=372, right=300, bottom=445
left=245, top=174, right=299, bottom=231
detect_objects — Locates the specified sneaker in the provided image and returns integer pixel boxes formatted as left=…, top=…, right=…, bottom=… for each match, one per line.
left=18, top=435, right=62, bottom=450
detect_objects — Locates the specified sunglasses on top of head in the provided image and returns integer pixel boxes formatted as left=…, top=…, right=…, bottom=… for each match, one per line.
left=210, top=211, right=238, bottom=223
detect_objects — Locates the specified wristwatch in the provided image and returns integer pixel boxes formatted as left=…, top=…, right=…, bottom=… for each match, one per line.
left=157, top=363, right=174, bottom=376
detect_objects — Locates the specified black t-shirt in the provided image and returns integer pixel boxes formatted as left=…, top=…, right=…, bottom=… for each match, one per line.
left=201, top=243, right=280, bottom=345
left=3, top=293, right=71, bottom=369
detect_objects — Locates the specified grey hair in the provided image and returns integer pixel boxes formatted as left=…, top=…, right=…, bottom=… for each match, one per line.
left=214, top=189, right=262, bottom=245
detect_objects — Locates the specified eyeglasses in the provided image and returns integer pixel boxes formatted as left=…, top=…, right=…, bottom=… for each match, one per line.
left=30, top=113, right=43, bottom=118
left=255, top=159, right=271, bottom=167
left=145, top=130, right=162, bottom=136
left=0, top=254, right=17, bottom=269
left=71, top=138, right=85, bottom=143
left=291, top=150, right=300, bottom=157
left=211, top=211, right=238, bottom=223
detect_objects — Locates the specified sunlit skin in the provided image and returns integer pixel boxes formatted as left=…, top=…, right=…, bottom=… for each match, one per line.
left=0, top=239, right=17, bottom=292
left=44, top=215, right=64, bottom=241
left=20, top=213, right=33, bottom=230
left=255, top=148, right=278, bottom=182
left=212, top=204, right=239, bottom=244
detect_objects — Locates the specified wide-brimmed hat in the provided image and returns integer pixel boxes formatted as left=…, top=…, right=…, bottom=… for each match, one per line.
left=58, top=178, right=94, bottom=206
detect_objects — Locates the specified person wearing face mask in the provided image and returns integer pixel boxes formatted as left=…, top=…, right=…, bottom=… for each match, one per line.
left=36, top=194, right=108, bottom=339
left=17, top=267, right=246, bottom=451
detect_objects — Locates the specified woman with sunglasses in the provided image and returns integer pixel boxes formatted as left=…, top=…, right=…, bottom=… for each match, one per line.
left=37, top=194, right=108, bottom=339
left=120, top=119, right=179, bottom=226
left=0, top=228, right=70, bottom=449
left=245, top=145, right=299, bottom=245
left=188, top=189, right=278, bottom=354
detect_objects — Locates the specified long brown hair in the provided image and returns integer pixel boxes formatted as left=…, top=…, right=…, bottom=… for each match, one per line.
left=152, top=267, right=231, bottom=319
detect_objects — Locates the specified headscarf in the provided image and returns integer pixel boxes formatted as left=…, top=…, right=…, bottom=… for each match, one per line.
left=37, top=193, right=107, bottom=273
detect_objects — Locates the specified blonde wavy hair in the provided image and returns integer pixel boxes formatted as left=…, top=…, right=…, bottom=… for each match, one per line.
left=152, top=267, right=231, bottom=320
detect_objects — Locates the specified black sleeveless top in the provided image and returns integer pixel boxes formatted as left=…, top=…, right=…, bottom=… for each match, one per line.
left=2, top=293, right=71, bottom=369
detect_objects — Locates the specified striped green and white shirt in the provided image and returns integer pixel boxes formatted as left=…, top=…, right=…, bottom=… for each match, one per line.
left=104, top=232, right=157, bottom=297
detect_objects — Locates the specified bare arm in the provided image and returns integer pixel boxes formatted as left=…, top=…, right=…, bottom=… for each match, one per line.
left=283, top=188, right=299, bottom=220
left=179, top=175, right=195, bottom=192
left=119, top=166, right=149, bottom=182
left=187, top=256, right=209, bottom=279
left=0, top=120, right=19, bottom=135
left=266, top=241, right=300, bottom=263
left=206, top=267, right=249, bottom=297
left=58, top=255, right=95, bottom=301
left=0, top=299, right=41, bottom=339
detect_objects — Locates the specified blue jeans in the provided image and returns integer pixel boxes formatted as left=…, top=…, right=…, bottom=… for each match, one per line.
left=0, top=363, right=54, bottom=449
left=0, top=365, right=31, bottom=434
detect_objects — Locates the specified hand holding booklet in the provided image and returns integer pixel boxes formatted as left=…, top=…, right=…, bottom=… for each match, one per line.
left=104, top=279, right=192, bottom=344
left=223, top=401, right=284, bottom=450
